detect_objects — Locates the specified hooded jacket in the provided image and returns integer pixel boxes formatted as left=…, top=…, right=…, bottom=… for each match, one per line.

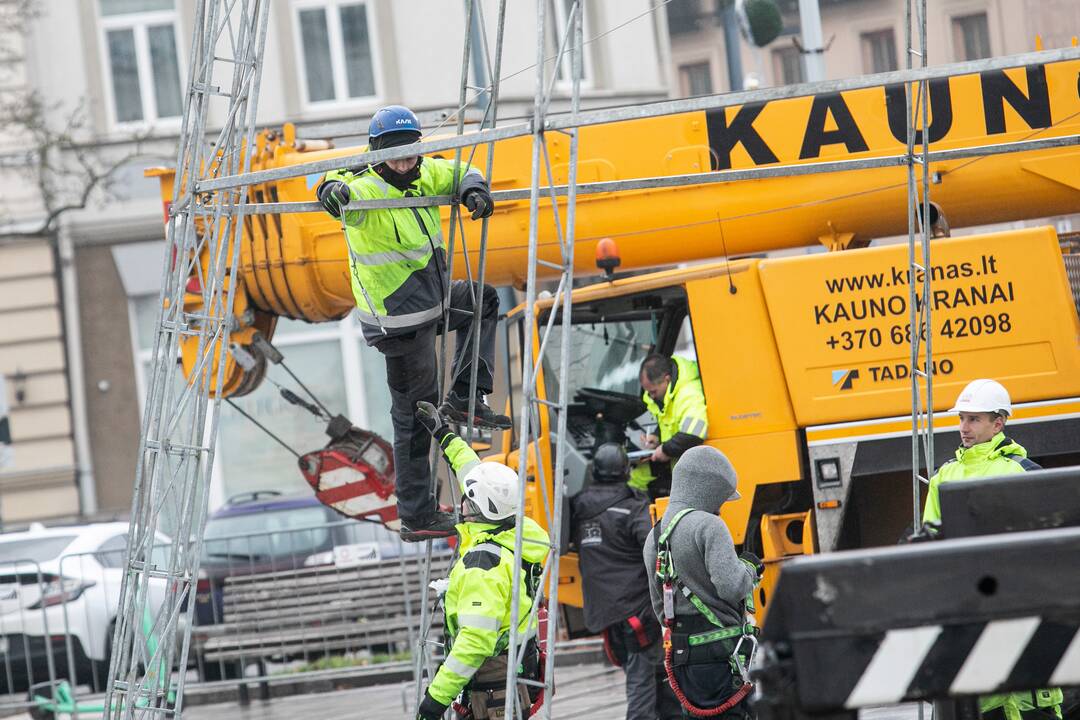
left=570, top=482, right=653, bottom=633
left=642, top=445, right=753, bottom=629
left=426, top=433, right=551, bottom=707
left=923, top=432, right=1039, bottom=524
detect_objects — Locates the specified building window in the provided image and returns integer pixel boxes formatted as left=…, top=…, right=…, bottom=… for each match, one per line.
left=861, top=29, right=898, bottom=74
left=667, top=0, right=703, bottom=35
left=680, top=62, right=713, bottom=96
left=99, top=0, right=183, bottom=125
left=953, top=12, right=991, bottom=61
left=294, top=0, right=377, bottom=105
left=546, top=0, right=590, bottom=85
left=772, top=45, right=805, bottom=86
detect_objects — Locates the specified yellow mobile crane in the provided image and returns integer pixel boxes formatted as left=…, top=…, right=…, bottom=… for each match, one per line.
left=150, top=56, right=1080, bottom=617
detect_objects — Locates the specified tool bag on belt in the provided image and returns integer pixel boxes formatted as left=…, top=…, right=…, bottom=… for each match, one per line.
left=655, top=508, right=758, bottom=719
left=457, top=639, right=541, bottom=720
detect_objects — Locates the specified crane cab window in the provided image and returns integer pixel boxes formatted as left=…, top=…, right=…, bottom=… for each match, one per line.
left=535, top=286, right=698, bottom=496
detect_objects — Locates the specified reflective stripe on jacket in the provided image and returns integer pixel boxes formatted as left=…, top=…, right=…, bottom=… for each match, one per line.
left=641, top=356, right=708, bottom=444
left=323, top=158, right=485, bottom=343
left=426, top=434, right=551, bottom=706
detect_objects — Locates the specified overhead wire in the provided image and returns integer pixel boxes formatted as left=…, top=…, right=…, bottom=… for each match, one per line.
left=424, top=0, right=677, bottom=139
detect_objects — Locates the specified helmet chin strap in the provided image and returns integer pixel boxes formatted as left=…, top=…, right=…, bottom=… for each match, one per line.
left=460, top=498, right=516, bottom=528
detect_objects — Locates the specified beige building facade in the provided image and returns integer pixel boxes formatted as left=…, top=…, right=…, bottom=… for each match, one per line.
left=668, top=0, right=1080, bottom=95
left=0, top=240, right=80, bottom=523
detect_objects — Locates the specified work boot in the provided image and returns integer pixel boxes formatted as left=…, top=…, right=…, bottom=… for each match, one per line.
left=400, top=510, right=458, bottom=543
left=440, top=390, right=512, bottom=430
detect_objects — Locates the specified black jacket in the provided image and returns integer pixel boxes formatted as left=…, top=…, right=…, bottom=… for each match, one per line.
left=570, top=483, right=654, bottom=633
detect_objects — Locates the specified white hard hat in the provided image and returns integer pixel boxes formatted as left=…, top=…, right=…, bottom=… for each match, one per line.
left=462, top=462, right=520, bottom=521
left=949, top=379, right=1012, bottom=417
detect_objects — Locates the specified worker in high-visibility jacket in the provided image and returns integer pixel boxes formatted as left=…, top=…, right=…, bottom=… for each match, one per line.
left=413, top=401, right=550, bottom=720
left=924, top=379, right=1063, bottom=720
left=630, top=353, right=709, bottom=500
left=316, top=105, right=511, bottom=543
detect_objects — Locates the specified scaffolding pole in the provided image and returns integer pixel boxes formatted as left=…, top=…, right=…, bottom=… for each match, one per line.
left=409, top=1, right=513, bottom=714
left=905, top=0, right=935, bottom=537
left=503, top=1, right=583, bottom=716
left=105, top=0, right=271, bottom=718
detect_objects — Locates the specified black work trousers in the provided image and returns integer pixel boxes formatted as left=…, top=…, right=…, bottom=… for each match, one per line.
left=372, top=280, right=500, bottom=522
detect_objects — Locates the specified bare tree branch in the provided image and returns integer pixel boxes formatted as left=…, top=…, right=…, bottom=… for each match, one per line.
left=0, top=0, right=164, bottom=240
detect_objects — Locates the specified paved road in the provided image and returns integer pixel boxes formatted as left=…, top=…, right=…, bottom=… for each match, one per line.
left=2, top=666, right=928, bottom=719
left=178, top=666, right=927, bottom=720
left=183, top=663, right=629, bottom=719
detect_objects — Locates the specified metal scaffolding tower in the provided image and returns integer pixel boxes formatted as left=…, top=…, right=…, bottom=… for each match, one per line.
left=105, top=0, right=271, bottom=717
left=109, top=0, right=1080, bottom=716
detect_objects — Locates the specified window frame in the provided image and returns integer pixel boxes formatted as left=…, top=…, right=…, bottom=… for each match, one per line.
left=546, top=0, right=593, bottom=92
left=97, top=3, right=185, bottom=130
left=678, top=60, right=714, bottom=97
left=951, top=10, right=993, bottom=62
left=771, top=44, right=805, bottom=86
left=860, top=27, right=898, bottom=75
left=291, top=0, right=383, bottom=111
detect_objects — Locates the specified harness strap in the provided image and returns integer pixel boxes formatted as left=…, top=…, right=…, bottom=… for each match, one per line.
left=688, top=623, right=756, bottom=647
left=626, top=614, right=652, bottom=650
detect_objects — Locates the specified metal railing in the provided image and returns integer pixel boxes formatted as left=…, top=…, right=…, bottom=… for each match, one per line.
left=190, top=518, right=452, bottom=697
left=0, top=548, right=161, bottom=716
left=0, top=520, right=453, bottom=715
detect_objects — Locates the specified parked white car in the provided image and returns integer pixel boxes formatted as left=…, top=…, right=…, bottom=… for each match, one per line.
left=0, top=522, right=172, bottom=693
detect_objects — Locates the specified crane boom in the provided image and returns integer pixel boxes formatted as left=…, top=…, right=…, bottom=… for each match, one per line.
left=150, top=58, right=1080, bottom=396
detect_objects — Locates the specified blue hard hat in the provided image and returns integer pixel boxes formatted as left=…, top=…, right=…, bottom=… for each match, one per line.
left=368, top=105, right=421, bottom=142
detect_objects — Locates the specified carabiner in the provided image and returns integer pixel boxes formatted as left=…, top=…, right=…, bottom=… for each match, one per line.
left=732, top=633, right=758, bottom=684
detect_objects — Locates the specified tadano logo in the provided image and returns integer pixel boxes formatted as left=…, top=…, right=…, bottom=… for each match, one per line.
left=831, top=368, right=859, bottom=391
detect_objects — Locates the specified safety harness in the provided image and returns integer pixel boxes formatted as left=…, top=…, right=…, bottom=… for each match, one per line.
left=655, top=508, right=758, bottom=718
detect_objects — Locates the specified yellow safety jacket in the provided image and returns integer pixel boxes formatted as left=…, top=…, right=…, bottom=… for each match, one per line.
left=426, top=435, right=551, bottom=707
left=923, top=433, right=1038, bottom=524
left=322, top=158, right=485, bottom=343
left=629, top=356, right=708, bottom=491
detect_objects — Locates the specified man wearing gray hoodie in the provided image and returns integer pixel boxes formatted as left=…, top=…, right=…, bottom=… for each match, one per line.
left=642, top=445, right=761, bottom=719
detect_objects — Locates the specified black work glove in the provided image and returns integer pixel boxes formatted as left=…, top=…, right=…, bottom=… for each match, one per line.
left=901, top=521, right=941, bottom=544
left=316, top=179, right=351, bottom=218
left=416, top=689, right=448, bottom=720
left=739, top=551, right=765, bottom=580
left=416, top=401, right=452, bottom=444
left=462, top=186, right=494, bottom=220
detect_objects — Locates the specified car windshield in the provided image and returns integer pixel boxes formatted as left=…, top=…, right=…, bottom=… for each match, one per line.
left=0, top=536, right=77, bottom=565
left=203, top=506, right=333, bottom=560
